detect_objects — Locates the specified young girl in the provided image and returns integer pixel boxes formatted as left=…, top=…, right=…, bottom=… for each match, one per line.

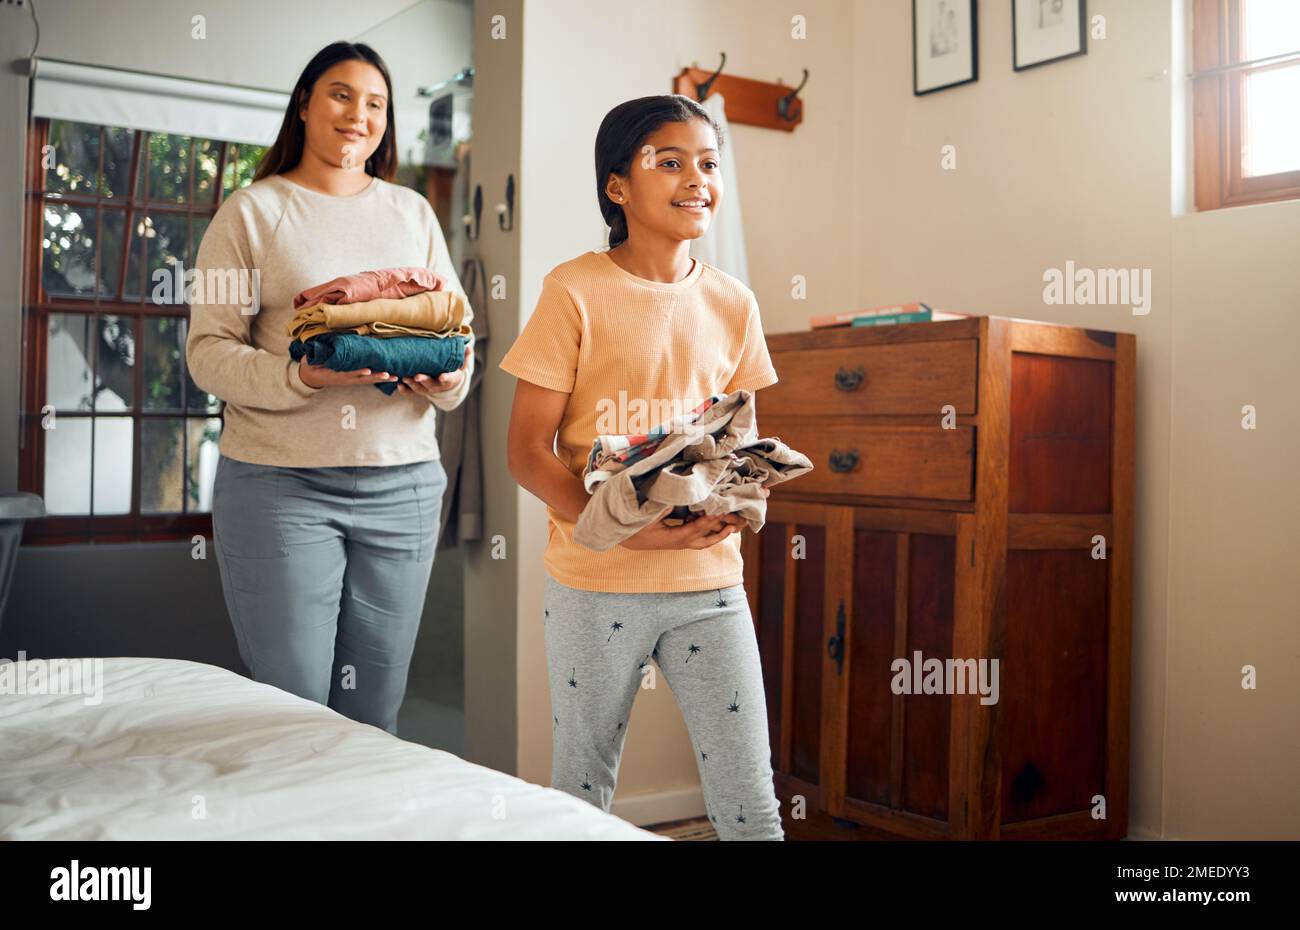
left=501, top=95, right=783, bottom=840
left=186, top=42, right=472, bottom=735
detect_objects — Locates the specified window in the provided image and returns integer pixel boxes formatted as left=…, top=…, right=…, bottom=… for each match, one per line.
left=1193, top=0, right=1300, bottom=210
left=20, top=118, right=265, bottom=544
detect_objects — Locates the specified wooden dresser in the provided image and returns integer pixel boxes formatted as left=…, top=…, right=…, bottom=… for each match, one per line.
left=740, top=316, right=1135, bottom=840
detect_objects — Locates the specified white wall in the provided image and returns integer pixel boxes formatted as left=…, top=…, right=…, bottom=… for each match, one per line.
left=1166, top=198, right=1300, bottom=839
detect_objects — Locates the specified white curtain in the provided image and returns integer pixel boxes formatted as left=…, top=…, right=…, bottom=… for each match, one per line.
left=31, top=59, right=289, bottom=146
left=690, top=92, right=751, bottom=286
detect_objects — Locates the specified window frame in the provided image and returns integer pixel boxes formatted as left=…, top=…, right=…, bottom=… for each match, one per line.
left=19, top=118, right=247, bottom=545
left=1193, top=0, right=1300, bottom=211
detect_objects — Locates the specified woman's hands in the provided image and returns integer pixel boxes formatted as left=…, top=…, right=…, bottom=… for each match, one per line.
left=396, top=346, right=472, bottom=399
left=296, top=346, right=471, bottom=396
left=297, top=356, right=400, bottom=388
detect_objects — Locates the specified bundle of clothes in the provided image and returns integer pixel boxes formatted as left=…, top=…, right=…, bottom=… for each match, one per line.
left=286, top=266, right=471, bottom=395
left=572, top=389, right=814, bottom=551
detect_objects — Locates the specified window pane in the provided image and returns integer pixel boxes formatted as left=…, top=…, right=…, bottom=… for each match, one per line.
left=144, top=133, right=193, bottom=203
left=98, top=209, right=127, bottom=298
left=44, top=417, right=92, bottom=515
left=1243, top=64, right=1300, bottom=177
left=1241, top=0, right=1300, bottom=62
left=95, top=315, right=135, bottom=412
left=42, top=203, right=100, bottom=297
left=141, top=418, right=184, bottom=514
left=192, top=215, right=211, bottom=259
left=142, top=317, right=184, bottom=410
left=101, top=127, right=135, bottom=199
left=43, top=120, right=99, bottom=196
left=223, top=143, right=266, bottom=197
left=125, top=213, right=189, bottom=302
left=194, top=138, right=222, bottom=204
left=93, top=418, right=133, bottom=515
left=187, top=418, right=223, bottom=513
left=46, top=313, right=95, bottom=411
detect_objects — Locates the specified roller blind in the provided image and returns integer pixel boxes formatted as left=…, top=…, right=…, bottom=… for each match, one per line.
left=31, top=59, right=289, bottom=146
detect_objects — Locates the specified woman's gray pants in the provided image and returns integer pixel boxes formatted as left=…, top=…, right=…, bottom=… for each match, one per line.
left=212, top=453, right=446, bottom=735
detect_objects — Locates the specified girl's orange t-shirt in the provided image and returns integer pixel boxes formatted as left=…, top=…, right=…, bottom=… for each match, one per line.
left=499, top=250, right=778, bottom=593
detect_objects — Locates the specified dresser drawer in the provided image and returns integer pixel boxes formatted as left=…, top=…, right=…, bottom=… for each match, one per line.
left=762, top=419, right=975, bottom=501
left=762, top=340, right=978, bottom=417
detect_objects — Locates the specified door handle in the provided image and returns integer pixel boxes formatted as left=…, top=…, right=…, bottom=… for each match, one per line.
left=826, top=601, right=846, bottom=675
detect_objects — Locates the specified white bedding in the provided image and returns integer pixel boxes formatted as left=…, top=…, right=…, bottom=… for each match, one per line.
left=0, top=657, right=664, bottom=841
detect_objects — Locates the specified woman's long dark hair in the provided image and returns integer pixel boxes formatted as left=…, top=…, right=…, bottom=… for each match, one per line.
left=595, top=95, right=723, bottom=248
left=254, top=41, right=398, bottom=183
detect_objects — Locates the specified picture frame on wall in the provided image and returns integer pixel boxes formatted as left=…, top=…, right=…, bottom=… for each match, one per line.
left=1012, top=0, right=1087, bottom=71
left=913, top=0, right=979, bottom=95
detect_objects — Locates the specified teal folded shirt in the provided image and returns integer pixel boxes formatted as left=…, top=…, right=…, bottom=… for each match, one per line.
left=289, top=333, right=467, bottom=395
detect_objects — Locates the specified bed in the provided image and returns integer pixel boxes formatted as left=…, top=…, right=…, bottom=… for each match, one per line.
left=0, top=656, right=664, bottom=841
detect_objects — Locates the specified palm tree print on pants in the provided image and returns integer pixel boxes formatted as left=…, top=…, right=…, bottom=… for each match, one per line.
left=686, top=643, right=701, bottom=663
left=581, top=773, right=593, bottom=792
left=727, top=690, right=740, bottom=712
left=735, top=804, right=746, bottom=825
left=714, top=589, right=727, bottom=608
left=568, top=667, right=578, bottom=688
left=607, top=620, right=623, bottom=642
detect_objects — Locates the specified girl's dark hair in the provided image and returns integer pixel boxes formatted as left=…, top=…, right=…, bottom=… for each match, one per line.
left=254, top=41, right=398, bottom=183
left=595, top=94, right=723, bottom=248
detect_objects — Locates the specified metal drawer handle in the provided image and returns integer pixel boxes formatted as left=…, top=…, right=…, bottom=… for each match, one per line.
left=827, top=602, right=846, bottom=675
left=834, top=366, right=865, bottom=392
left=828, top=448, right=859, bottom=473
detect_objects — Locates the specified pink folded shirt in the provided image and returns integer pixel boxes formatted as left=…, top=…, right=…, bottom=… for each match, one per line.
left=293, top=266, right=447, bottom=309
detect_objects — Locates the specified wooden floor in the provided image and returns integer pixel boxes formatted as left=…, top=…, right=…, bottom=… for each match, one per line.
left=646, top=816, right=718, bottom=840
left=647, top=807, right=908, bottom=840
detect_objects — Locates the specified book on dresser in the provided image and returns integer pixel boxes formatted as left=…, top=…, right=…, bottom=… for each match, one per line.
left=740, top=315, right=1135, bottom=841
left=810, top=302, right=972, bottom=329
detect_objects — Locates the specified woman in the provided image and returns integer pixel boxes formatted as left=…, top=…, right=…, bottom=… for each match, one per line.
left=186, top=41, right=472, bottom=734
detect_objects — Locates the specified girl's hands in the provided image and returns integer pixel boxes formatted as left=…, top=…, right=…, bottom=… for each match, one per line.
left=298, top=357, right=399, bottom=388
left=396, top=346, right=472, bottom=399
left=619, top=510, right=748, bottom=551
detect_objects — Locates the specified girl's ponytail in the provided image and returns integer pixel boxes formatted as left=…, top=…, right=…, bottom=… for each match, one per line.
left=594, top=95, right=722, bottom=249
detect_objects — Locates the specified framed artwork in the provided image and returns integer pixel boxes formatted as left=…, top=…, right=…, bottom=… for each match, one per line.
left=913, top=0, right=979, bottom=95
left=1013, top=0, right=1087, bottom=71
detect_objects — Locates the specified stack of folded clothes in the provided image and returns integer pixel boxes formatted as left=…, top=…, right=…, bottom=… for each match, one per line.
left=572, top=389, right=814, bottom=551
left=286, top=267, right=471, bottom=395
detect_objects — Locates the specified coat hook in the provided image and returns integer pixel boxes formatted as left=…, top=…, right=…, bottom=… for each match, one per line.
left=464, top=183, right=483, bottom=241
left=697, top=52, right=727, bottom=101
left=497, top=173, right=515, bottom=232
left=778, top=68, right=809, bottom=122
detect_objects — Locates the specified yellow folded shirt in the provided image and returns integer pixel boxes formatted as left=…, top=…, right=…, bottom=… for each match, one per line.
left=286, top=290, right=469, bottom=341
left=293, top=319, right=473, bottom=341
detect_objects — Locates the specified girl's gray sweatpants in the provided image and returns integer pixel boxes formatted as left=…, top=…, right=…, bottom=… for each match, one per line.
left=543, top=575, right=784, bottom=840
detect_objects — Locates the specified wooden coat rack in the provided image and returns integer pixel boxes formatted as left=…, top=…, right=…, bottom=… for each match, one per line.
left=673, top=53, right=807, bottom=132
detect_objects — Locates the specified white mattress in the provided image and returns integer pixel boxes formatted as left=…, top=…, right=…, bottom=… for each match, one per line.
left=0, top=657, right=664, bottom=841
